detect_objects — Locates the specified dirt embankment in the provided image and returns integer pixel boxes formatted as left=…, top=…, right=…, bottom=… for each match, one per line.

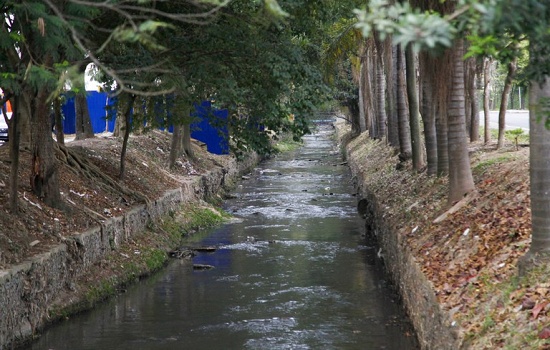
left=0, top=131, right=259, bottom=349
left=337, top=119, right=550, bottom=349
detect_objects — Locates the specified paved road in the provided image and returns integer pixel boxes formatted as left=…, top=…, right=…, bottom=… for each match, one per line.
left=479, top=109, right=529, bottom=131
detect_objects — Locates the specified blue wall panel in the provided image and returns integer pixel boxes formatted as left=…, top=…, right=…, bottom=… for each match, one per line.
left=191, top=101, right=229, bottom=155
left=87, top=91, right=109, bottom=133
left=61, top=97, right=76, bottom=134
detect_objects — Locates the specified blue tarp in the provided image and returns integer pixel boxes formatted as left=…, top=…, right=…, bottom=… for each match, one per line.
left=191, top=101, right=229, bottom=155
left=61, top=92, right=229, bottom=155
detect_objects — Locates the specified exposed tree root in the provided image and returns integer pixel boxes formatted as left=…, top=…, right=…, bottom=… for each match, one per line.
left=55, top=143, right=150, bottom=205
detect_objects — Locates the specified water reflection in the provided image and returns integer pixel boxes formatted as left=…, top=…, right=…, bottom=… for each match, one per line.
left=27, top=124, right=418, bottom=350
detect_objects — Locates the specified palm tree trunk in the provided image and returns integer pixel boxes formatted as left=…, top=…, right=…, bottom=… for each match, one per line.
left=405, top=44, right=424, bottom=171
left=396, top=45, right=412, bottom=160
left=436, top=102, right=449, bottom=176
left=375, top=43, right=387, bottom=139
left=483, top=58, right=492, bottom=144
left=358, top=59, right=367, bottom=133
left=518, top=77, right=550, bottom=275
left=386, top=42, right=399, bottom=147
left=420, top=56, right=438, bottom=176
left=447, top=40, right=475, bottom=204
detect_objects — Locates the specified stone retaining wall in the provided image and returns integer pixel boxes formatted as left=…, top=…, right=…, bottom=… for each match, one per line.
left=336, top=120, right=460, bottom=350
left=0, top=153, right=259, bottom=350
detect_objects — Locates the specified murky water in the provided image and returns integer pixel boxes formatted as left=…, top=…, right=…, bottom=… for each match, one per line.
left=27, top=123, right=418, bottom=350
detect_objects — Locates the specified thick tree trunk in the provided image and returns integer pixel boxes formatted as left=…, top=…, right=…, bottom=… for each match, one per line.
left=483, top=58, right=492, bottom=144
left=169, top=123, right=183, bottom=170
left=375, top=44, right=387, bottom=139
left=420, top=58, right=438, bottom=176
left=447, top=40, right=475, bottom=204
left=119, top=94, right=136, bottom=180
left=348, top=92, right=362, bottom=135
left=468, top=58, right=480, bottom=142
left=396, top=45, right=412, bottom=160
left=386, top=43, right=399, bottom=147
left=405, top=44, right=424, bottom=171
left=75, top=93, right=95, bottom=140
left=436, top=102, right=449, bottom=176
left=518, top=77, right=550, bottom=275
left=183, top=122, right=194, bottom=159
left=30, top=87, right=62, bottom=208
left=358, top=60, right=367, bottom=133
left=497, top=57, right=517, bottom=149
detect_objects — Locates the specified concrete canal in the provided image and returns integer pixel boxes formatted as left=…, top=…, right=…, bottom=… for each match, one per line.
left=27, top=123, right=418, bottom=349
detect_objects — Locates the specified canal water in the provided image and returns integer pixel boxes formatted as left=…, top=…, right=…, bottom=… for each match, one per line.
left=27, top=123, right=418, bottom=349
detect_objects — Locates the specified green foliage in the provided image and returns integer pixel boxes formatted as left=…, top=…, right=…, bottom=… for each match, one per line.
left=505, top=128, right=525, bottom=149
left=354, top=0, right=456, bottom=52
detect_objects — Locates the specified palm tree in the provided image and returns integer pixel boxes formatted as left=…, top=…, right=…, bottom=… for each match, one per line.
left=518, top=77, right=550, bottom=274
left=447, top=39, right=475, bottom=203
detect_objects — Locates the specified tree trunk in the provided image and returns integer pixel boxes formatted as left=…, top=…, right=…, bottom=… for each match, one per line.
left=483, top=58, right=492, bottom=144
left=53, top=96, right=65, bottom=145
left=468, top=58, right=480, bottom=142
left=396, top=45, right=412, bottom=160
left=386, top=43, right=399, bottom=147
left=447, top=40, right=475, bottom=204
left=75, top=93, right=95, bottom=140
left=30, top=87, right=62, bottom=208
left=119, top=94, right=136, bottom=180
left=405, top=44, right=424, bottom=171
left=169, top=123, right=183, bottom=169
left=436, top=102, right=449, bottom=176
left=518, top=77, right=550, bottom=275
left=497, top=57, right=517, bottom=149
left=6, top=95, right=20, bottom=213
left=375, top=43, right=387, bottom=139
left=358, top=60, right=367, bottom=133
left=183, top=122, right=194, bottom=159
left=420, top=56, right=438, bottom=176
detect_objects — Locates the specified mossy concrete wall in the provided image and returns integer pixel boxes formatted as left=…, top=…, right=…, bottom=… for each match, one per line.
left=0, top=153, right=259, bottom=350
left=336, top=120, right=460, bottom=350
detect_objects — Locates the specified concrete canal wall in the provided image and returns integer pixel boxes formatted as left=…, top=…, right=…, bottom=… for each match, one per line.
left=336, top=119, right=460, bottom=350
left=0, top=153, right=259, bottom=350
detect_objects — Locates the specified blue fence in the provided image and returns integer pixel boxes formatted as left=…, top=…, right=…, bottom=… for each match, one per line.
left=62, top=92, right=229, bottom=155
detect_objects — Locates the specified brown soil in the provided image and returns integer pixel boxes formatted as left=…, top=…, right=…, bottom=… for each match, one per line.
left=0, top=131, right=232, bottom=270
left=342, top=124, right=549, bottom=349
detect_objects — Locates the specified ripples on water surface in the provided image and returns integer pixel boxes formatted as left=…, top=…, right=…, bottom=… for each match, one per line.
left=27, top=124, right=418, bottom=350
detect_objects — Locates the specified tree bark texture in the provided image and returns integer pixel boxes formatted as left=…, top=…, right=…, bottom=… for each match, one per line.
left=518, top=77, right=550, bottom=275
left=374, top=42, right=387, bottom=139
left=420, top=58, right=438, bottom=176
left=30, top=87, right=62, bottom=208
left=386, top=43, right=399, bottom=147
left=183, top=122, right=194, bottom=159
left=497, top=57, right=517, bottom=149
left=169, top=123, right=183, bottom=170
left=358, top=59, right=367, bottom=133
left=75, top=93, right=95, bottom=140
left=53, top=97, right=65, bottom=145
left=436, top=102, right=449, bottom=176
left=447, top=40, right=475, bottom=204
left=483, top=58, right=492, bottom=144
left=467, top=58, right=480, bottom=142
left=405, top=44, right=424, bottom=171
left=396, top=45, right=412, bottom=159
